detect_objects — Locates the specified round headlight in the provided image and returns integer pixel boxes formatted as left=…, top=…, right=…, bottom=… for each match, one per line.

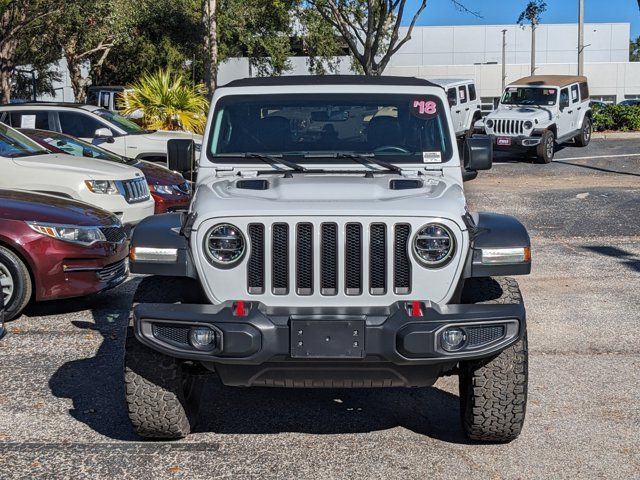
left=413, top=223, right=456, bottom=268
left=486, top=119, right=494, bottom=129
left=523, top=120, right=533, bottom=130
left=204, top=224, right=246, bottom=267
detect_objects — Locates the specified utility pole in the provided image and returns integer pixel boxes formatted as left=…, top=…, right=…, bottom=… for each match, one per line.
left=530, top=22, right=537, bottom=75
left=578, top=0, right=585, bottom=76
left=502, top=29, right=507, bottom=91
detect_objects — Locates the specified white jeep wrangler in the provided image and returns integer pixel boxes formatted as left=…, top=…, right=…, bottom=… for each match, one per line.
left=429, top=78, right=482, bottom=138
left=480, top=75, right=592, bottom=163
left=124, top=76, right=532, bottom=443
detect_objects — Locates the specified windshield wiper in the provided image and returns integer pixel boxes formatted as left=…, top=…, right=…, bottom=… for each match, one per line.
left=311, top=152, right=403, bottom=175
left=215, top=152, right=306, bottom=173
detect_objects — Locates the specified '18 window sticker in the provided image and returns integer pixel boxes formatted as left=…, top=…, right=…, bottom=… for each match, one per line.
left=411, top=99, right=438, bottom=119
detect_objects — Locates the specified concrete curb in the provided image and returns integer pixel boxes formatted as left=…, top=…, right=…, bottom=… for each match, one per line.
left=592, top=131, right=640, bottom=140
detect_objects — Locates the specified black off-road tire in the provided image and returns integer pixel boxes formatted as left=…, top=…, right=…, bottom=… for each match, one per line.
left=535, top=130, right=555, bottom=163
left=459, top=277, right=528, bottom=443
left=0, top=246, right=32, bottom=321
left=124, top=276, right=206, bottom=439
left=574, top=116, right=592, bottom=147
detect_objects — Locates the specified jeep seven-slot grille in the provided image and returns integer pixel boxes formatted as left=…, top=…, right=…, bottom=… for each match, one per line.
left=247, top=224, right=265, bottom=294
left=246, top=222, right=412, bottom=296
left=493, top=119, right=524, bottom=136
left=272, top=224, right=289, bottom=294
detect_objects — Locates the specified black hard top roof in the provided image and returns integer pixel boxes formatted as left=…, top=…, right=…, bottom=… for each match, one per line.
left=221, top=75, right=441, bottom=89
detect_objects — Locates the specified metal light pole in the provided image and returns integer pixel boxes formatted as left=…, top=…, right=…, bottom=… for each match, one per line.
left=578, top=0, right=585, bottom=76
left=502, top=29, right=507, bottom=91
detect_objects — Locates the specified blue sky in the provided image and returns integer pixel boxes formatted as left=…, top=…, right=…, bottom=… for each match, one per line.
left=404, top=0, right=640, bottom=39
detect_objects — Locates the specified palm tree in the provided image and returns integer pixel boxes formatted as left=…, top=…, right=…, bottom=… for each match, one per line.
left=119, top=69, right=209, bottom=134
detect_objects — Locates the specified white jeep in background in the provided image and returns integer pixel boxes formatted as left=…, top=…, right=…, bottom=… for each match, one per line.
left=123, top=75, right=533, bottom=443
left=429, top=78, right=482, bottom=138
left=480, top=75, right=592, bottom=163
left=0, top=103, right=202, bottom=164
left=0, top=123, right=154, bottom=225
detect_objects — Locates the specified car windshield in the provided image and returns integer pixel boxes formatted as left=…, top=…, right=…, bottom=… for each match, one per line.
left=28, top=130, right=131, bottom=163
left=501, top=87, right=557, bottom=106
left=0, top=123, right=49, bottom=158
left=94, top=108, right=146, bottom=134
left=208, top=93, right=453, bottom=165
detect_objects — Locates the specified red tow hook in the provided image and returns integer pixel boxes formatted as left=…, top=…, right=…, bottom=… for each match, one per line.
left=233, top=300, right=249, bottom=317
left=409, top=301, right=423, bottom=317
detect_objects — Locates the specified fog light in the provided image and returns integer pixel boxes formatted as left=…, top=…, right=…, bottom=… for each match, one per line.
left=441, top=328, right=466, bottom=351
left=189, top=327, right=216, bottom=350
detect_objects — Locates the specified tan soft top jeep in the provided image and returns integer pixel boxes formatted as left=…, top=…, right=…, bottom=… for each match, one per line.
left=481, top=75, right=592, bottom=163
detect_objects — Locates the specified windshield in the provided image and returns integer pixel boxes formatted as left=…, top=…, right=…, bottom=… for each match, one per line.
left=501, top=87, right=557, bottom=106
left=28, top=130, right=128, bottom=163
left=208, top=94, right=453, bottom=164
left=94, top=109, right=146, bottom=134
left=0, top=123, right=49, bottom=158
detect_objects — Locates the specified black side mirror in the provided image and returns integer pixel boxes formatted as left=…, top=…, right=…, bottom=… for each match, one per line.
left=462, top=135, right=492, bottom=180
left=167, top=139, right=196, bottom=177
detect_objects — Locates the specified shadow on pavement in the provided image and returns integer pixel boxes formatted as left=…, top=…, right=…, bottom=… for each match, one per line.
left=581, top=245, right=640, bottom=273
left=48, top=280, right=141, bottom=441
left=194, top=379, right=468, bottom=443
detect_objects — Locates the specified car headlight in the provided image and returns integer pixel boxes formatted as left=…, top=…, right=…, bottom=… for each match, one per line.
left=413, top=223, right=456, bottom=268
left=204, top=224, right=245, bottom=267
left=523, top=120, right=533, bottom=130
left=150, top=184, right=174, bottom=195
left=485, top=119, right=494, bottom=129
left=84, top=180, right=119, bottom=195
left=27, top=222, right=106, bottom=246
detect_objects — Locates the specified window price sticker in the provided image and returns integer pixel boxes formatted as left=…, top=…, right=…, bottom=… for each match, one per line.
left=423, top=151, right=442, bottom=163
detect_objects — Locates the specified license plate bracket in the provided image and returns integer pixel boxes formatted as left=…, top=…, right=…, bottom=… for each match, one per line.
left=290, top=320, right=365, bottom=359
left=497, top=136, right=512, bottom=146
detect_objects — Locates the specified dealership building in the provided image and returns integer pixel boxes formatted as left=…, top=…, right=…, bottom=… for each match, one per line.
left=219, top=22, right=640, bottom=112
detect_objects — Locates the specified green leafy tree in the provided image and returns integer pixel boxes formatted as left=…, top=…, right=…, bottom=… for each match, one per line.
left=305, top=0, right=479, bottom=76
left=53, top=0, right=138, bottom=102
left=0, top=0, right=63, bottom=103
left=517, top=0, right=546, bottom=75
left=631, top=36, right=640, bottom=62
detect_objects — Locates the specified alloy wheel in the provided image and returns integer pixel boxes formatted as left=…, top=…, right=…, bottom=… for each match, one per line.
left=0, top=262, right=14, bottom=305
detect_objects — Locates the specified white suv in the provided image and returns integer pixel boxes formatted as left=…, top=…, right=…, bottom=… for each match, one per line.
left=0, top=123, right=154, bottom=225
left=480, top=75, right=592, bottom=163
left=0, top=103, right=202, bottom=164
left=429, top=78, right=482, bottom=138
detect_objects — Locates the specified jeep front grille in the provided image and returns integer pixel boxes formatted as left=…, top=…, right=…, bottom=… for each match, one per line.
left=493, top=119, right=525, bottom=136
left=247, top=222, right=412, bottom=297
left=119, top=178, right=150, bottom=204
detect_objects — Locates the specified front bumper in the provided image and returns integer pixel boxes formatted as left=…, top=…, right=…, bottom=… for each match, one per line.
left=151, top=192, right=191, bottom=214
left=133, top=301, right=525, bottom=386
left=490, top=134, right=542, bottom=148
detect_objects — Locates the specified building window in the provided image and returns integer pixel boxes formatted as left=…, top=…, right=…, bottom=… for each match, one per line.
left=624, top=94, right=640, bottom=100
left=591, top=95, right=616, bottom=104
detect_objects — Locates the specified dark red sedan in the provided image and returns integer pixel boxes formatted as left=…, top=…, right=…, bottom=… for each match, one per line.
left=21, top=128, right=192, bottom=214
left=0, top=189, right=129, bottom=320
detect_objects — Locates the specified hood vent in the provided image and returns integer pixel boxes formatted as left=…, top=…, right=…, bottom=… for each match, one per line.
left=389, top=179, right=423, bottom=190
left=236, top=179, right=270, bottom=190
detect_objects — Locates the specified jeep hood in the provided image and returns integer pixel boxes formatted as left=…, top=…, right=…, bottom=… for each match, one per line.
left=13, top=153, right=145, bottom=180
left=192, top=174, right=467, bottom=225
left=490, top=106, right=554, bottom=122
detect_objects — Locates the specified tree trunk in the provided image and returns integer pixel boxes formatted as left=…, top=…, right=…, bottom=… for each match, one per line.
left=203, top=0, right=217, bottom=94
left=0, top=39, right=18, bottom=104
left=66, top=55, right=87, bottom=103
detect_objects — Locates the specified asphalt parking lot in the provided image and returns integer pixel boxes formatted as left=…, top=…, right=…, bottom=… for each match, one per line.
left=1, top=137, right=639, bottom=479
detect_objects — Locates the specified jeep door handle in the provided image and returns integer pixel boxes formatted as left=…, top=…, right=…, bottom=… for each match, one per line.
left=455, top=110, right=461, bottom=113
left=568, top=110, right=573, bottom=114
left=577, top=107, right=582, bottom=110
left=465, top=108, right=470, bottom=111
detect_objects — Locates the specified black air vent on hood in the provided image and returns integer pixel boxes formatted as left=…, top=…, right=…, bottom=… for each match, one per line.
left=389, top=179, right=423, bottom=190
left=236, top=179, right=270, bottom=190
